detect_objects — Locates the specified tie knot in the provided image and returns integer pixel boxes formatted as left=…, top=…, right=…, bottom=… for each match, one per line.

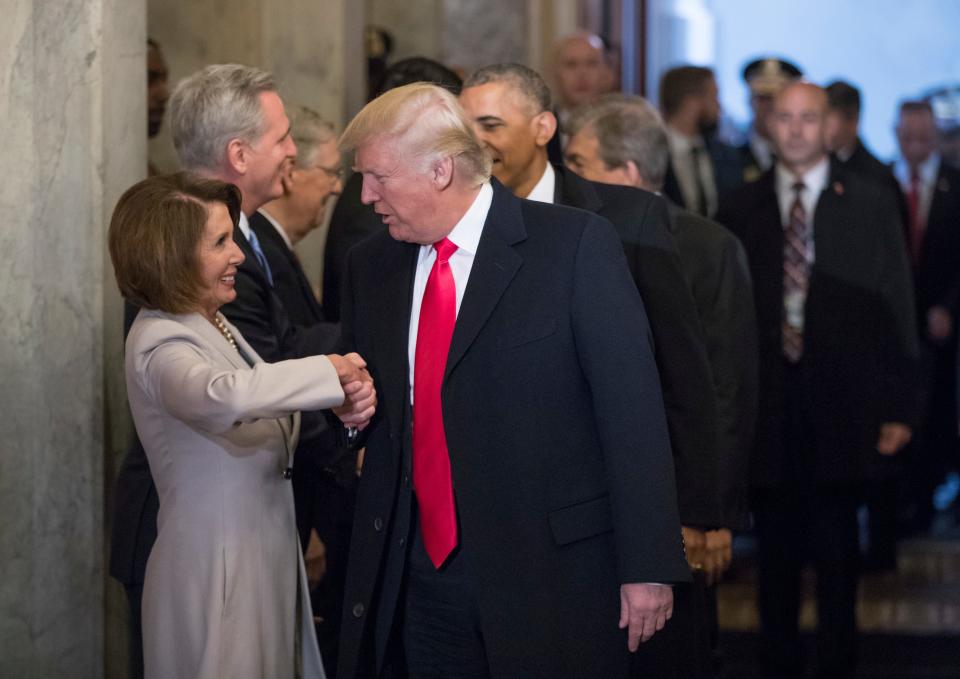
left=433, top=237, right=458, bottom=262
left=792, top=181, right=805, bottom=195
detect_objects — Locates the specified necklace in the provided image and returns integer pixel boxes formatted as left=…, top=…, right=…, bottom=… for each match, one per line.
left=213, top=313, right=239, bottom=352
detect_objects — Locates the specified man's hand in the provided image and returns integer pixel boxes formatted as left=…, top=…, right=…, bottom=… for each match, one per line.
left=876, top=422, right=912, bottom=455
left=681, top=525, right=707, bottom=574
left=329, top=353, right=377, bottom=430
left=703, top=528, right=733, bottom=585
left=927, top=305, right=953, bottom=343
left=619, top=583, right=673, bottom=651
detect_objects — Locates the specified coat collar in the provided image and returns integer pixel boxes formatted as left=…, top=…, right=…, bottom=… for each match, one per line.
left=553, top=164, right=604, bottom=212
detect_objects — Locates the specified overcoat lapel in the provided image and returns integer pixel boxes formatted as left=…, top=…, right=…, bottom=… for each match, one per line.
left=444, top=182, right=524, bottom=380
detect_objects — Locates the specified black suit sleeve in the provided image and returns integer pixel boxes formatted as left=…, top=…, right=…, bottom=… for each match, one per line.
left=702, top=235, right=758, bottom=530
left=622, top=199, right=723, bottom=529
left=572, top=215, right=689, bottom=584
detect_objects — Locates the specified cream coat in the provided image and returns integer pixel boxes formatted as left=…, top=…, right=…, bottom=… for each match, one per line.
left=125, top=309, right=344, bottom=679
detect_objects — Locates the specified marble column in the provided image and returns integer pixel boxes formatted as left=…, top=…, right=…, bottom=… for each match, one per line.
left=0, top=1, right=145, bottom=677
left=147, top=0, right=365, bottom=294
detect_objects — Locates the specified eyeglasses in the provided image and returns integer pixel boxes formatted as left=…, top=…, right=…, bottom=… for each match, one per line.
left=316, top=163, right=345, bottom=181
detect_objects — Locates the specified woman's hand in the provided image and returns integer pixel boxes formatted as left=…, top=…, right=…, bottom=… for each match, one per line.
left=329, top=353, right=377, bottom=430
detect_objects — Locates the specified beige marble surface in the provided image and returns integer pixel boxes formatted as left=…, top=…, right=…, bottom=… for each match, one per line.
left=0, top=1, right=144, bottom=677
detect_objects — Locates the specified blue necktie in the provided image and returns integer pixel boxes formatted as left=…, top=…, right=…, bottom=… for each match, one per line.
left=246, top=228, right=274, bottom=286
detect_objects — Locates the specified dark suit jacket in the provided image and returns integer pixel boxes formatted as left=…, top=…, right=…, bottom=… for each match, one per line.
left=323, top=172, right=385, bottom=322
left=667, top=202, right=759, bottom=530
left=554, top=166, right=722, bottom=529
left=663, top=136, right=746, bottom=213
left=716, top=165, right=920, bottom=487
left=912, top=160, right=960, bottom=318
left=109, top=217, right=344, bottom=588
left=337, top=181, right=689, bottom=679
left=251, top=211, right=326, bottom=327
left=835, top=138, right=908, bottom=228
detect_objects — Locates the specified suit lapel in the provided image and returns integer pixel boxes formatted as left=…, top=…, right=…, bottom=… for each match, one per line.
left=444, top=182, right=524, bottom=381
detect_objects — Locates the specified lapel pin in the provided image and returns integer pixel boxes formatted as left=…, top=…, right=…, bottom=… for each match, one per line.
left=833, top=181, right=844, bottom=196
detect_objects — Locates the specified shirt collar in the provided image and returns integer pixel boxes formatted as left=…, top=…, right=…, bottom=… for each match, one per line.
left=666, top=126, right=702, bottom=151
left=441, top=182, right=493, bottom=256
left=525, top=162, right=556, bottom=204
left=894, top=152, right=940, bottom=186
left=237, top=211, right=252, bottom=241
left=257, top=208, right=294, bottom=250
left=775, top=156, right=830, bottom=197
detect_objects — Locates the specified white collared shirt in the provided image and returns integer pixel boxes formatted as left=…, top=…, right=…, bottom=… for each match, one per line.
left=525, top=162, right=556, bottom=204
left=237, top=211, right=252, bottom=241
left=775, top=156, right=830, bottom=258
left=749, top=130, right=775, bottom=172
left=893, top=152, right=940, bottom=226
left=407, top=182, right=493, bottom=401
left=666, top=126, right=718, bottom=217
left=257, top=208, right=294, bottom=251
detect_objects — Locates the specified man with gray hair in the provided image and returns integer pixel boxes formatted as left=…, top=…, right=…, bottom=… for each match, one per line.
left=566, top=95, right=758, bottom=677
left=336, top=82, right=688, bottom=678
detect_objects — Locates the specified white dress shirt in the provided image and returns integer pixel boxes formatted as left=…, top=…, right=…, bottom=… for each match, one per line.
left=407, top=182, right=493, bottom=401
left=525, top=162, right=556, bottom=203
left=749, top=129, right=776, bottom=172
left=667, top=127, right=718, bottom=217
left=237, top=211, right=252, bottom=240
left=894, top=152, right=940, bottom=226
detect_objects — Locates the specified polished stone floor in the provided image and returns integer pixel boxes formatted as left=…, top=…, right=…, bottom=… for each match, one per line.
left=716, top=513, right=960, bottom=677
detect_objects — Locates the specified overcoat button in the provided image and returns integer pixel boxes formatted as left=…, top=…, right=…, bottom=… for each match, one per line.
left=282, top=467, right=293, bottom=480
left=374, top=517, right=384, bottom=532
left=352, top=603, right=365, bottom=618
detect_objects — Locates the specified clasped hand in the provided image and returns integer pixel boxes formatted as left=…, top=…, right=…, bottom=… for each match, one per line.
left=329, top=352, right=376, bottom=430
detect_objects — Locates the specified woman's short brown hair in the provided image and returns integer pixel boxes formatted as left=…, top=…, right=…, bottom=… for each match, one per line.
left=108, top=172, right=241, bottom=314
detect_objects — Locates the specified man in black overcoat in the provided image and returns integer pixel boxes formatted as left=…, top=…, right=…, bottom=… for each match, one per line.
left=335, top=82, right=689, bottom=679
left=716, top=82, right=919, bottom=679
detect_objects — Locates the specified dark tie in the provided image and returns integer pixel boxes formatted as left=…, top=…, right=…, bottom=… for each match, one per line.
left=690, top=145, right=708, bottom=216
left=413, top=238, right=459, bottom=568
left=907, top=169, right=924, bottom=265
left=783, top=181, right=809, bottom=362
left=246, top=227, right=274, bottom=286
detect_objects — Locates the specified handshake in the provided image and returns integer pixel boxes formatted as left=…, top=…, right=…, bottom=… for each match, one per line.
left=328, top=352, right=377, bottom=431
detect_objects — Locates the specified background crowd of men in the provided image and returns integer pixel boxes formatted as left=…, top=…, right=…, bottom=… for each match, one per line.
left=114, top=30, right=959, bottom=679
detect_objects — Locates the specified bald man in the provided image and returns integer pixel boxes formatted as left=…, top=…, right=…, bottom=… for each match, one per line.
left=716, top=82, right=918, bottom=679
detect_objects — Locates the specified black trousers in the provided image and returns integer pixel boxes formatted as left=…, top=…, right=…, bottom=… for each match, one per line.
left=402, top=519, right=490, bottom=679
left=124, top=583, right=145, bottom=679
left=752, top=362, right=860, bottom=679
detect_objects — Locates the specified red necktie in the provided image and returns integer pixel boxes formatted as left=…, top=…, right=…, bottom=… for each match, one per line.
left=413, top=238, right=459, bottom=568
left=782, top=181, right=808, bottom=362
left=907, top=169, right=924, bottom=265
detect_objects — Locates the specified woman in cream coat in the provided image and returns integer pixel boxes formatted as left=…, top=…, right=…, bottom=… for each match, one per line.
left=109, top=173, right=375, bottom=679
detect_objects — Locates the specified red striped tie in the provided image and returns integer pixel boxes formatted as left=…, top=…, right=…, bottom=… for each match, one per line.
left=783, top=181, right=808, bottom=362
left=413, top=238, right=459, bottom=568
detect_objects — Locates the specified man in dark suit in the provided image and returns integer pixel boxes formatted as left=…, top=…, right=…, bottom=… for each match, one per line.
left=111, top=65, right=350, bottom=678
left=824, top=80, right=908, bottom=570
left=459, top=64, right=722, bottom=574
left=565, top=93, right=759, bottom=678
left=658, top=65, right=745, bottom=217
left=716, top=82, right=918, bottom=679
left=323, top=58, right=463, bottom=322
left=336, top=82, right=688, bottom=678
left=893, top=99, right=960, bottom=533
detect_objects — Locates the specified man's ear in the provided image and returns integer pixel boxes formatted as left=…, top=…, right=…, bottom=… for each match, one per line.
left=225, top=138, right=246, bottom=175
left=280, top=166, right=296, bottom=196
left=533, top=110, right=558, bottom=148
left=624, top=160, right=644, bottom=189
left=431, top=156, right=455, bottom=190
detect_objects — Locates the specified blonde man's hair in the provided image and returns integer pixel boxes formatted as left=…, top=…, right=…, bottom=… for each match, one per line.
left=340, top=83, right=491, bottom=185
